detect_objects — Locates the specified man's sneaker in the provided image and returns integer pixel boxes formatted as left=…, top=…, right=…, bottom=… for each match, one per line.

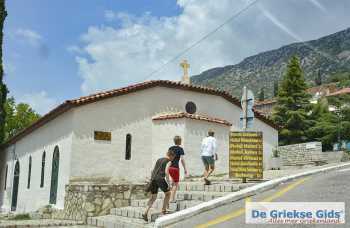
left=204, top=178, right=211, bottom=185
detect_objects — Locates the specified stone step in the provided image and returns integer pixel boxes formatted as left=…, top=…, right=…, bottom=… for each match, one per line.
left=130, top=198, right=203, bottom=211
left=177, top=200, right=203, bottom=210
left=110, top=206, right=164, bottom=222
left=88, top=214, right=154, bottom=228
left=157, top=191, right=226, bottom=201
left=178, top=182, right=252, bottom=192
left=130, top=199, right=177, bottom=211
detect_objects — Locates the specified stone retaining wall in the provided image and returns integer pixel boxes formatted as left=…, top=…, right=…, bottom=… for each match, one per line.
left=322, top=151, right=345, bottom=163
left=52, top=183, right=147, bottom=222
left=279, top=142, right=348, bottom=167
left=279, top=142, right=325, bottom=166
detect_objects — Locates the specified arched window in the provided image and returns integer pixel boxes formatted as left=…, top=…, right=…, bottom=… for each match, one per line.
left=11, top=161, right=20, bottom=211
left=4, top=165, right=8, bottom=190
left=27, top=156, right=32, bottom=189
left=40, top=151, right=46, bottom=188
left=50, top=146, right=60, bottom=204
left=125, top=134, right=132, bottom=160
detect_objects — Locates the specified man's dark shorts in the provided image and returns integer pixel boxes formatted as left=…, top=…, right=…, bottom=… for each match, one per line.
left=148, top=178, right=169, bottom=194
left=202, top=156, right=215, bottom=169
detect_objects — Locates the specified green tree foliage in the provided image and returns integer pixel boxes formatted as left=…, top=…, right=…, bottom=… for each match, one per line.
left=328, top=72, right=350, bottom=88
left=258, top=87, right=265, bottom=101
left=272, top=56, right=312, bottom=145
left=308, top=95, right=350, bottom=150
left=0, top=0, right=7, bottom=143
left=314, top=70, right=322, bottom=86
left=4, top=97, right=40, bottom=141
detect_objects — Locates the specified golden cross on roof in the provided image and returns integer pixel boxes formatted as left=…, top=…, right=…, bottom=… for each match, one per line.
left=180, top=60, right=190, bottom=84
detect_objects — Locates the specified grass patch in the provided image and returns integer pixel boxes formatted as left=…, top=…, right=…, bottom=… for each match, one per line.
left=8, top=213, right=31, bottom=220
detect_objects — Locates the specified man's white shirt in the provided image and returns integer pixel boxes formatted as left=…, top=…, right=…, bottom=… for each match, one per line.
left=201, top=136, right=217, bottom=156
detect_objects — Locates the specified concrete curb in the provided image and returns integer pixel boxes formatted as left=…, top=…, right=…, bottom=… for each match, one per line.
left=154, top=162, right=350, bottom=228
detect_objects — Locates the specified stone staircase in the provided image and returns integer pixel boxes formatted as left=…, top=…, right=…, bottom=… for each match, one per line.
left=87, top=181, right=255, bottom=228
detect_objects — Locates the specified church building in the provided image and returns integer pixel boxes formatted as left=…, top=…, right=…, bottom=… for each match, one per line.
left=0, top=79, right=278, bottom=213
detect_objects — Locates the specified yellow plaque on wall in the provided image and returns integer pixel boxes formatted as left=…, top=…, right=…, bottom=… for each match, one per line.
left=94, top=131, right=112, bottom=141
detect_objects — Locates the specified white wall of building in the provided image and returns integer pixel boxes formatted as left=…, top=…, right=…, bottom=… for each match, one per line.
left=0, top=111, right=74, bottom=213
left=152, top=119, right=186, bottom=177
left=184, top=120, right=230, bottom=177
left=70, top=90, right=155, bottom=183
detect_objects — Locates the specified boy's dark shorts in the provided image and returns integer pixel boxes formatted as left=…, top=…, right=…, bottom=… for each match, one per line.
left=201, top=156, right=215, bottom=169
left=149, top=178, right=169, bottom=194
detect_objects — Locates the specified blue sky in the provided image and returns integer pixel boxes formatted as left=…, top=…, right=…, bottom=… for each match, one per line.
left=4, top=0, right=181, bottom=113
left=4, top=0, right=350, bottom=114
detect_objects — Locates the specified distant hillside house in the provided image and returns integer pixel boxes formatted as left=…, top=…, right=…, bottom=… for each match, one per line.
left=254, top=83, right=339, bottom=116
left=326, top=87, right=350, bottom=111
left=0, top=80, right=278, bottom=213
left=307, top=83, right=338, bottom=104
left=253, top=99, right=277, bottom=117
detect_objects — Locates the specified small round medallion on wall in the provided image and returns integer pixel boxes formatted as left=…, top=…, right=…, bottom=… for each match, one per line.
left=185, top=101, right=197, bottom=114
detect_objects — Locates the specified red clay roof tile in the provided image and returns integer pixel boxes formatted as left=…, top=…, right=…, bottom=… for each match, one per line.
left=153, top=112, right=232, bottom=126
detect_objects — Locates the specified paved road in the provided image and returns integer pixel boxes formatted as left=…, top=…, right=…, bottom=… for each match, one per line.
left=171, top=167, right=350, bottom=228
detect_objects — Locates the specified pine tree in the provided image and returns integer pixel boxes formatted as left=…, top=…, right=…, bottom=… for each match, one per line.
left=273, top=80, right=279, bottom=97
left=0, top=0, right=7, bottom=143
left=272, top=56, right=312, bottom=145
left=315, top=69, right=322, bottom=86
left=258, top=87, right=265, bottom=101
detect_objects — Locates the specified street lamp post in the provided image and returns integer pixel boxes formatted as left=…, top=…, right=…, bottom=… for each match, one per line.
left=335, top=108, right=342, bottom=151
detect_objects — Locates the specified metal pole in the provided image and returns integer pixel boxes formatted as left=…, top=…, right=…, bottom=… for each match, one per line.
left=243, top=86, right=247, bottom=131
left=337, top=109, right=341, bottom=151
left=242, top=86, right=247, bottom=183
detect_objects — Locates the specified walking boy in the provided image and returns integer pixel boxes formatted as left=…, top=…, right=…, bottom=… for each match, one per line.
left=168, top=136, right=188, bottom=203
left=201, top=130, right=217, bottom=185
left=143, top=149, right=176, bottom=222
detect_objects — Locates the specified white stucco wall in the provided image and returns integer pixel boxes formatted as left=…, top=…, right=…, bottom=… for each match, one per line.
left=0, top=111, right=74, bottom=213
left=152, top=119, right=185, bottom=169
left=184, top=120, right=230, bottom=177
left=70, top=90, right=155, bottom=183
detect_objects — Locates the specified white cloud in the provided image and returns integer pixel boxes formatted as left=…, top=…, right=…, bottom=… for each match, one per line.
left=13, top=28, right=50, bottom=59
left=15, top=28, right=42, bottom=46
left=104, top=10, right=116, bottom=21
left=4, top=62, right=16, bottom=75
left=67, top=45, right=84, bottom=54
left=18, top=91, right=57, bottom=115
left=72, top=0, right=350, bottom=95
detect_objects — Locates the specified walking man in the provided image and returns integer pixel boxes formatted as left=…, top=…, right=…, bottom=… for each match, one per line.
left=201, top=130, right=217, bottom=185
left=168, top=136, right=188, bottom=203
left=143, top=149, right=175, bottom=222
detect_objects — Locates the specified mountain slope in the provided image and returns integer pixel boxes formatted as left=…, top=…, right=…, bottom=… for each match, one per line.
left=191, top=28, right=350, bottom=98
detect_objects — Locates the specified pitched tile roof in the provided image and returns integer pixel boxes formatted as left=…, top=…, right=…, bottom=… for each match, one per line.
left=2, top=80, right=278, bottom=148
left=254, top=98, right=277, bottom=106
left=153, top=112, right=232, bottom=126
left=327, top=87, right=350, bottom=97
